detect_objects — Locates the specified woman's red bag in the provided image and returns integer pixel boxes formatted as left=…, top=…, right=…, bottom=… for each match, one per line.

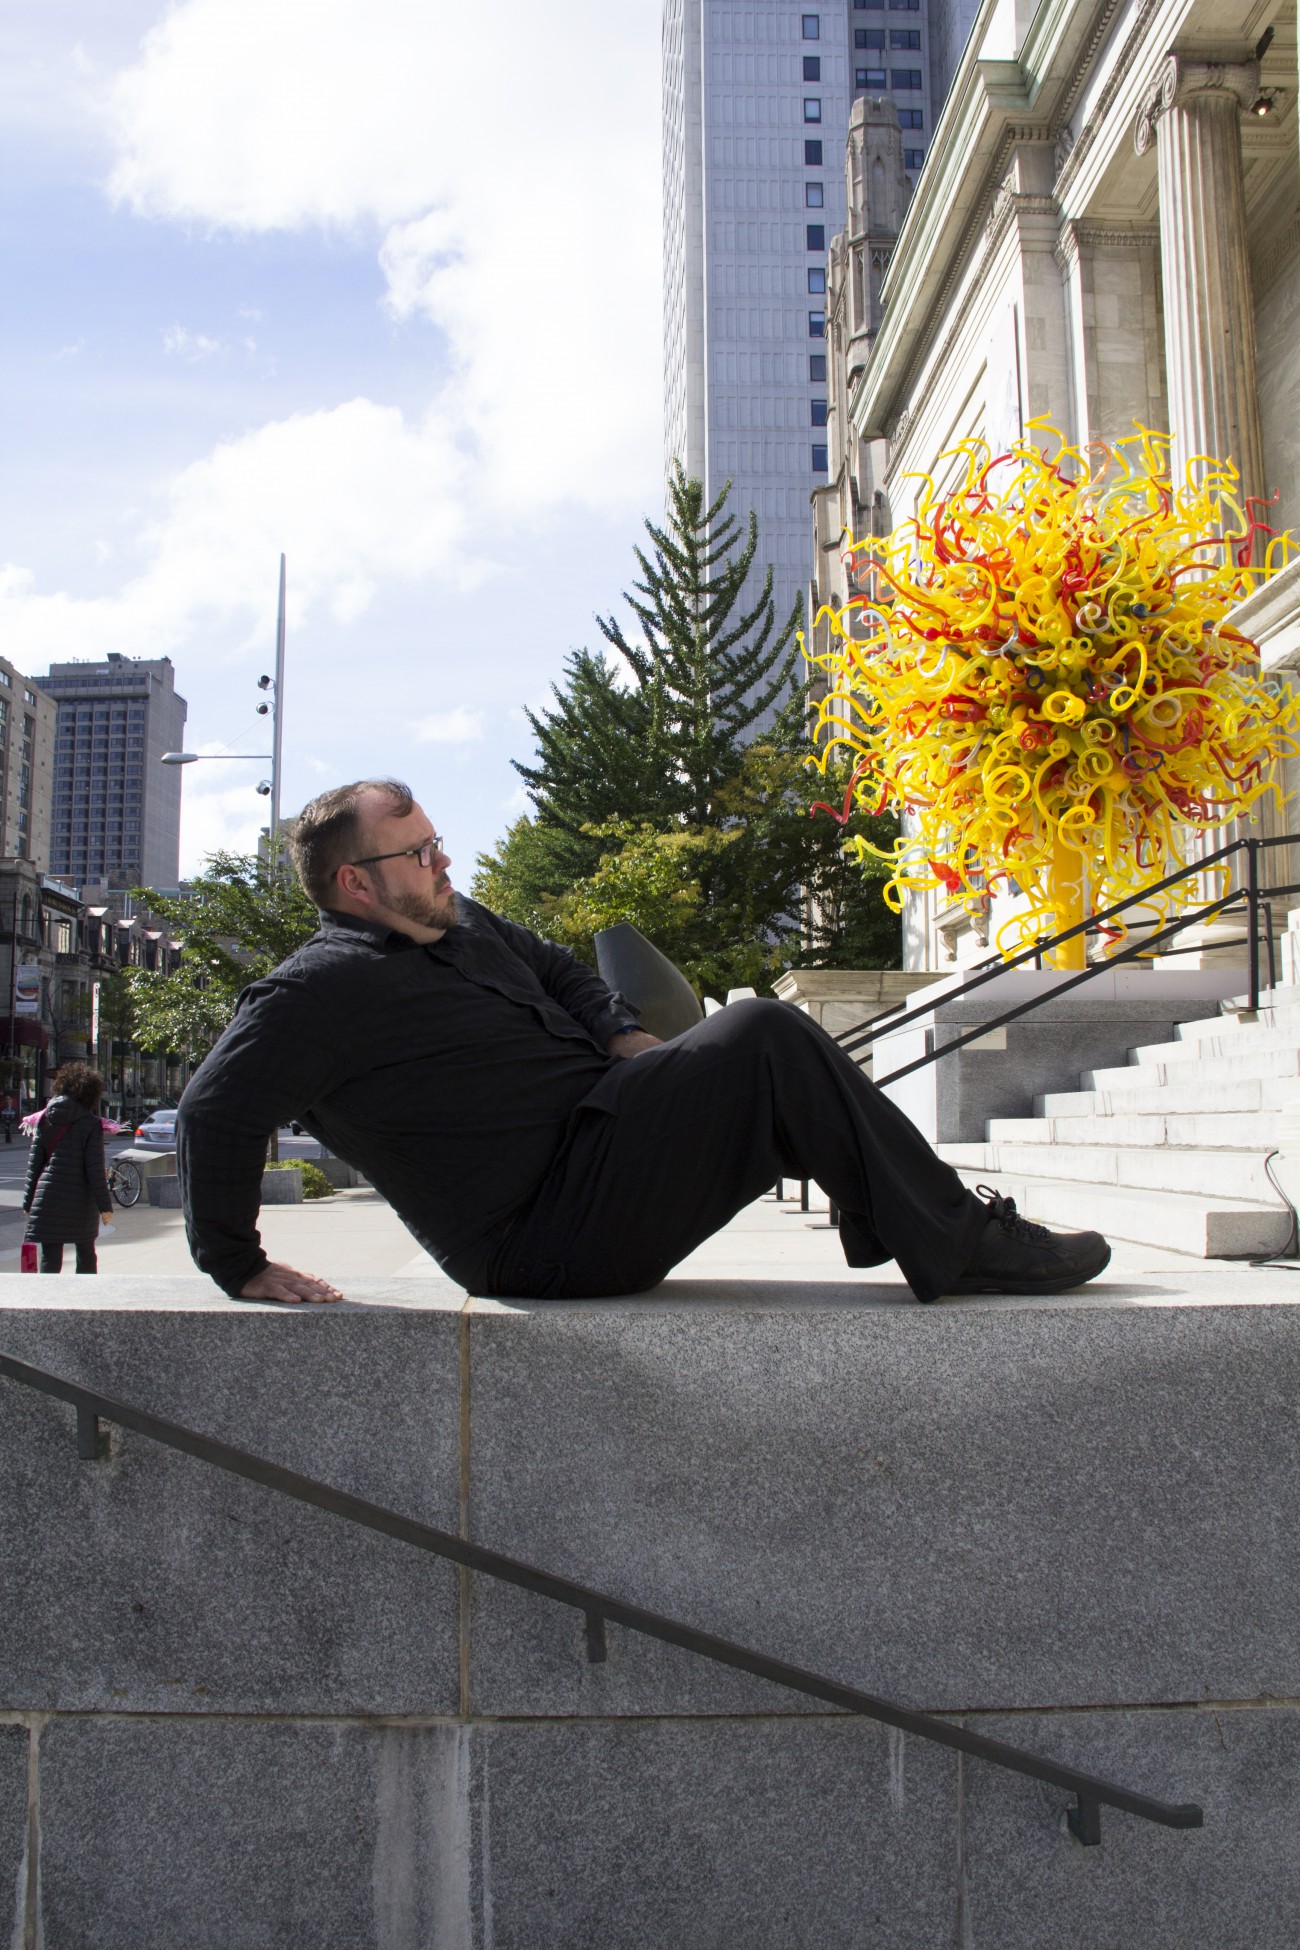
left=20, top=1242, right=38, bottom=1273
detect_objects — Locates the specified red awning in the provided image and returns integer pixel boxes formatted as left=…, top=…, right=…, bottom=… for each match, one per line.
left=0, top=1019, right=49, bottom=1051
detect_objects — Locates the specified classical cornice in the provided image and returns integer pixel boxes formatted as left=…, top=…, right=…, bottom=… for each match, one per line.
left=851, top=0, right=1129, bottom=437
left=1227, top=559, right=1300, bottom=672
left=1052, top=0, right=1166, bottom=202
left=1054, top=217, right=1160, bottom=272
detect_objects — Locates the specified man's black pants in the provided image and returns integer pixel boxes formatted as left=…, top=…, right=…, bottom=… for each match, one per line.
left=476, top=999, right=986, bottom=1304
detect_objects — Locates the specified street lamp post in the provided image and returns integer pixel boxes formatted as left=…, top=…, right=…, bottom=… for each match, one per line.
left=162, top=553, right=288, bottom=851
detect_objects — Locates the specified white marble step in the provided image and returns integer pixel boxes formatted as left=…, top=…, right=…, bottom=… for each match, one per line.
left=985, top=1108, right=1281, bottom=1148
left=942, top=1138, right=1284, bottom=1203
left=1080, top=1045, right=1300, bottom=1097
left=944, top=1165, right=1291, bottom=1258
left=1035, top=1073, right=1298, bottom=1121
left=1127, top=1018, right=1300, bottom=1067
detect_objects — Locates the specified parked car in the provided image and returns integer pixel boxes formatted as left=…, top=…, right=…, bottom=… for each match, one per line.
left=134, top=1111, right=178, bottom=1149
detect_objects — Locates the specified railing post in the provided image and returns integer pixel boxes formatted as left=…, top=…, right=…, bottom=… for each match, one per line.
left=1068, top=1794, right=1102, bottom=1847
left=76, top=1404, right=101, bottom=1461
left=1266, top=900, right=1277, bottom=994
left=1247, top=838, right=1261, bottom=1012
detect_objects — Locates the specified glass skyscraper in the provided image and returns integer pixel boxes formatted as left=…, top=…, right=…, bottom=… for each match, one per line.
left=663, top=0, right=974, bottom=692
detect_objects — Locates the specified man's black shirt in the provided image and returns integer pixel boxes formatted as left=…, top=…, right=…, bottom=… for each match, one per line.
left=176, top=898, right=638, bottom=1295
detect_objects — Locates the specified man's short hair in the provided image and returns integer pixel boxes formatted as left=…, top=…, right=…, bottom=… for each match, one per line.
left=285, top=779, right=415, bottom=909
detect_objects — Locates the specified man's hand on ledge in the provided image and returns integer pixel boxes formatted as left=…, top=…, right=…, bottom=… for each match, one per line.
left=239, top=1261, right=344, bottom=1305
left=605, top=1029, right=664, bottom=1060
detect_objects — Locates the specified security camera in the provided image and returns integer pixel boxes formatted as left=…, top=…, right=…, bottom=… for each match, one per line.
left=256, top=782, right=272, bottom=797
left=257, top=675, right=272, bottom=691
left=256, top=703, right=269, bottom=715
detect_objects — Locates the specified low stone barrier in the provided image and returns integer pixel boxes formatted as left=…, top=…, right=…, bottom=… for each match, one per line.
left=2, top=1275, right=1298, bottom=1945
left=146, top=1169, right=304, bottom=1209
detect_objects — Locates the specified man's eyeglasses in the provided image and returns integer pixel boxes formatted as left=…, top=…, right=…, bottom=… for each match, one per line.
left=350, top=834, right=444, bottom=870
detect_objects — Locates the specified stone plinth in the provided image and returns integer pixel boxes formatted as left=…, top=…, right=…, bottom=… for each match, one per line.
left=872, top=966, right=1249, bottom=1142
left=773, top=966, right=937, bottom=1070
left=3, top=1275, right=1300, bottom=1944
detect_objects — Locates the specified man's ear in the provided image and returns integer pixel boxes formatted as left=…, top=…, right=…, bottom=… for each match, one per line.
left=335, top=863, right=371, bottom=904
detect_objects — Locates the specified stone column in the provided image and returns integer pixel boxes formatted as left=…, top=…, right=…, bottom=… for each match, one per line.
left=1135, top=52, right=1263, bottom=505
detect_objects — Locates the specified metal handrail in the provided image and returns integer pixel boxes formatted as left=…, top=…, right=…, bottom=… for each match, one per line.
left=835, top=831, right=1300, bottom=1069
left=0, top=1351, right=1203, bottom=1851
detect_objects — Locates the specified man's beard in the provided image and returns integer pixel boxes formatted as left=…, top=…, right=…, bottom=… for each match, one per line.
left=376, top=871, right=458, bottom=932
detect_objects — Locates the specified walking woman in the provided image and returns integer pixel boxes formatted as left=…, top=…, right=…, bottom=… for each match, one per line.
left=22, top=1063, right=113, bottom=1274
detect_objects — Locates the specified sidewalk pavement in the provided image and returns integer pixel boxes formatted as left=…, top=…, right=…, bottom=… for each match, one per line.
left=3, top=1175, right=1297, bottom=1305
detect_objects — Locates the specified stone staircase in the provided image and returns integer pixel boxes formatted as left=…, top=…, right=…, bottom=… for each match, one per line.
left=938, top=985, right=1300, bottom=1257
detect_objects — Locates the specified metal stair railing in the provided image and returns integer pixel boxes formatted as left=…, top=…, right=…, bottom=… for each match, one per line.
left=831, top=832, right=1300, bottom=1089
left=0, top=1351, right=1203, bottom=1851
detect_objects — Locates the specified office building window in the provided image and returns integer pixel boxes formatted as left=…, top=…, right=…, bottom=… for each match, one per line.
left=802, top=55, right=821, bottom=80
left=808, top=309, right=826, bottom=337
left=804, top=139, right=823, bottom=163
left=891, top=27, right=921, bottom=45
left=891, top=68, right=922, bottom=87
left=807, top=267, right=827, bottom=293
left=905, top=147, right=925, bottom=168
left=854, top=0, right=884, bottom=8
left=899, top=107, right=923, bottom=127
left=888, top=0, right=920, bottom=9
left=812, top=445, right=829, bottom=472
left=806, top=181, right=824, bottom=206
left=811, top=399, right=829, bottom=426
left=857, top=68, right=886, bottom=86
left=809, top=353, right=827, bottom=381
left=801, top=12, right=820, bottom=35
left=855, top=27, right=884, bottom=46
left=806, top=223, right=825, bottom=250
left=803, top=98, right=822, bottom=122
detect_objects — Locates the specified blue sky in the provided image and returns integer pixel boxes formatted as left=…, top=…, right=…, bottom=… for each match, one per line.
left=1, top=0, right=662, bottom=881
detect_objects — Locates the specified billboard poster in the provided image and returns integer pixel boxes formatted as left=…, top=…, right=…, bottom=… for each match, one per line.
left=14, top=964, right=40, bottom=1016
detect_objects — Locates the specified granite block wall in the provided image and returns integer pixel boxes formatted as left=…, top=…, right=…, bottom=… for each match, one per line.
left=3, top=1278, right=1298, bottom=1946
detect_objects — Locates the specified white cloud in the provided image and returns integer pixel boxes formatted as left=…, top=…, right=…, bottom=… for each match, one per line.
left=176, top=763, right=271, bottom=864
left=414, top=708, right=484, bottom=746
left=0, top=397, right=476, bottom=664
left=162, top=324, right=223, bottom=358
left=102, top=0, right=661, bottom=508
left=2, top=0, right=661, bottom=721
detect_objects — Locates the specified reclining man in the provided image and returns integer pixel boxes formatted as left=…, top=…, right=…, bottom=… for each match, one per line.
left=177, top=779, right=1112, bottom=1306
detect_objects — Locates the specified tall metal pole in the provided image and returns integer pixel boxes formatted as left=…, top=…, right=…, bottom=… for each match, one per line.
left=271, top=553, right=286, bottom=843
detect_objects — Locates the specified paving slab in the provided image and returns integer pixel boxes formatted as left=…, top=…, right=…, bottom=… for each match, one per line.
left=0, top=1292, right=464, bottom=1715
left=0, top=1722, right=28, bottom=1944
left=35, top=1716, right=473, bottom=1950
left=471, top=1715, right=955, bottom=1950
left=960, top=1706, right=1300, bottom=1950
left=464, top=1248, right=1300, bottom=1717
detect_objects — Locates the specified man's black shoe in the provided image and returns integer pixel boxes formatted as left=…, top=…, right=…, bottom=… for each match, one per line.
left=950, top=1184, right=1111, bottom=1294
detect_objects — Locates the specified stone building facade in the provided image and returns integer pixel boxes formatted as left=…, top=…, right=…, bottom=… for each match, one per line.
left=812, top=0, right=1300, bottom=970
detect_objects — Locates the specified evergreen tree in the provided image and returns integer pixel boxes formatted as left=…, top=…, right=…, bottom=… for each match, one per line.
left=475, top=467, right=901, bottom=993
left=513, top=463, right=802, bottom=834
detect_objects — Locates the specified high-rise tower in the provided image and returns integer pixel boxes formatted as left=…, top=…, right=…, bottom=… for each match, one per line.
left=39, top=655, right=187, bottom=890
left=663, top=0, right=976, bottom=701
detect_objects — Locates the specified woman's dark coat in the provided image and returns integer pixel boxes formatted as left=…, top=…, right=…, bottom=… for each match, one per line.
left=22, top=1098, right=111, bottom=1247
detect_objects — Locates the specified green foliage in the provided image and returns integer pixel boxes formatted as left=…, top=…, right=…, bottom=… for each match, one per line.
left=265, top=1158, right=334, bottom=1199
left=125, top=852, right=319, bottom=1062
left=474, top=470, right=900, bottom=996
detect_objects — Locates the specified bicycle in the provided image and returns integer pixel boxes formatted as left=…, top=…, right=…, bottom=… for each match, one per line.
left=108, top=1158, right=142, bottom=1208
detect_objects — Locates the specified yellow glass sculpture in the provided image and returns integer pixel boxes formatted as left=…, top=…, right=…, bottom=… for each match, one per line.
left=806, top=425, right=1298, bottom=964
